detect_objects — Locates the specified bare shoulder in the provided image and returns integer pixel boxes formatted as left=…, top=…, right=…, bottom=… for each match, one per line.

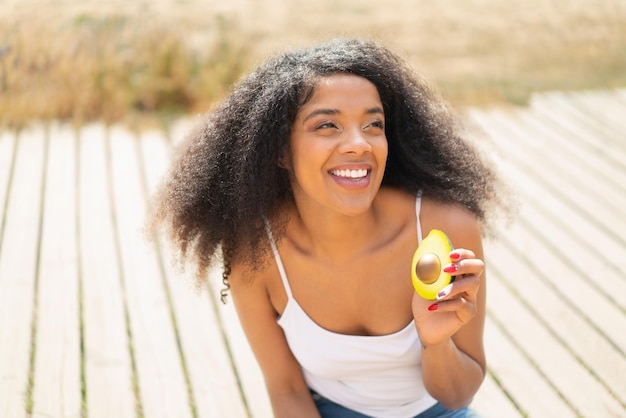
left=229, top=255, right=273, bottom=297
left=228, top=247, right=288, bottom=316
left=421, top=197, right=483, bottom=253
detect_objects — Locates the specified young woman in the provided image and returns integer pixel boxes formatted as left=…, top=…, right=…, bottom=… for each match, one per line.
left=149, top=38, right=510, bottom=417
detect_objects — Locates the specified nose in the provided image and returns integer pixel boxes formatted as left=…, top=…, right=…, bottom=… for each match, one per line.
left=338, top=127, right=373, bottom=154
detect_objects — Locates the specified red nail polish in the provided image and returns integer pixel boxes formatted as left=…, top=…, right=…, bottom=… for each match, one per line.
left=428, top=303, right=438, bottom=311
left=450, top=252, right=460, bottom=260
left=443, top=264, right=458, bottom=273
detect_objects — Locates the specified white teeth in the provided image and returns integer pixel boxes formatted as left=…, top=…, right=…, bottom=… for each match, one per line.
left=331, top=169, right=368, bottom=179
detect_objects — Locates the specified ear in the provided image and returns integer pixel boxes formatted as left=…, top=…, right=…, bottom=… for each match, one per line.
left=277, top=148, right=291, bottom=170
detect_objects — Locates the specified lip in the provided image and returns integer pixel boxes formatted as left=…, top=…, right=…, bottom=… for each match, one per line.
left=328, top=164, right=373, bottom=189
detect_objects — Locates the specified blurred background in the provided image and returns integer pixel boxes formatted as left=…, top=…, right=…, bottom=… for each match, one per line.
left=2, top=0, right=625, bottom=128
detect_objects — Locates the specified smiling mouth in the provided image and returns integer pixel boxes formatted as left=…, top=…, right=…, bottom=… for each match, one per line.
left=330, top=169, right=369, bottom=180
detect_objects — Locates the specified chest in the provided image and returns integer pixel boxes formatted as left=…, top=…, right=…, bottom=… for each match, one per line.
left=268, top=234, right=417, bottom=336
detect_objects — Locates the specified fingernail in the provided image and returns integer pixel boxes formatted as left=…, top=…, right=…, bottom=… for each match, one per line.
left=443, top=264, right=458, bottom=273
left=428, top=303, right=439, bottom=311
left=450, top=252, right=460, bottom=260
left=436, top=284, right=452, bottom=300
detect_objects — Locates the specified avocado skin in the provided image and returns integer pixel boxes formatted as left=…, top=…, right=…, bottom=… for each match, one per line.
left=411, top=229, right=453, bottom=300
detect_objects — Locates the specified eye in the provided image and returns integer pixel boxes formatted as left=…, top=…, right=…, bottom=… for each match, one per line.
left=365, top=120, right=385, bottom=130
left=316, top=121, right=338, bottom=130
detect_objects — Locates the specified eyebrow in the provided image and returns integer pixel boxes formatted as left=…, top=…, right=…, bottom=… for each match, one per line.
left=302, top=107, right=384, bottom=123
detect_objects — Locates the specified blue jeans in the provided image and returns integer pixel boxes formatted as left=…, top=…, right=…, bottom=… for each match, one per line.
left=311, top=391, right=482, bottom=418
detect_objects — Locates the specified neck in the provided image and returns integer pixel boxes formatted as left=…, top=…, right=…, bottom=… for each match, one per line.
left=288, top=200, right=382, bottom=264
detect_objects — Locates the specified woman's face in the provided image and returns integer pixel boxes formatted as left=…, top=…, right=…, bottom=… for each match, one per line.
left=286, top=74, right=388, bottom=217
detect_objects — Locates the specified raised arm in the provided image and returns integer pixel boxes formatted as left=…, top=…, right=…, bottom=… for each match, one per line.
left=412, top=203, right=487, bottom=409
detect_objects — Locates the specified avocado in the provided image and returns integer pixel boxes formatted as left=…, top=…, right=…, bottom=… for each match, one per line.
left=411, top=229, right=454, bottom=300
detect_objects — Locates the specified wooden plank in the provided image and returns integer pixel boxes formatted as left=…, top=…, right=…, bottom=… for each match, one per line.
left=515, top=199, right=626, bottom=313
left=469, top=108, right=626, bottom=246
left=494, top=221, right=626, bottom=403
left=532, top=90, right=626, bottom=150
left=207, top=268, right=274, bottom=418
left=31, top=123, right=82, bottom=417
left=502, top=166, right=626, bottom=284
left=471, top=105, right=626, bottom=346
left=468, top=95, right=626, bottom=416
left=487, top=107, right=626, bottom=211
left=529, top=92, right=626, bottom=170
left=486, top=232, right=626, bottom=415
left=0, top=129, right=16, bottom=244
left=469, top=109, right=626, bottom=308
left=78, top=124, right=136, bottom=418
left=470, top=322, right=525, bottom=418
left=0, top=125, right=46, bottom=417
left=481, top=310, right=575, bottom=417
left=516, top=106, right=626, bottom=203
left=615, top=88, right=626, bottom=106
left=139, top=128, right=249, bottom=418
left=469, top=108, right=626, bottom=287
left=565, top=90, right=626, bottom=147
left=489, top=192, right=626, bottom=401
left=494, top=206, right=626, bottom=410
left=107, top=125, right=192, bottom=418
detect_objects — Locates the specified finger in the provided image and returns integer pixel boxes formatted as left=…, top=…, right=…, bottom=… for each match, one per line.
left=449, top=248, right=476, bottom=261
left=429, top=297, right=478, bottom=322
left=435, top=274, right=481, bottom=301
left=443, top=257, right=485, bottom=277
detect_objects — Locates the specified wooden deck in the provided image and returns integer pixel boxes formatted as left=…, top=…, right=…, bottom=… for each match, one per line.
left=0, top=89, right=625, bottom=418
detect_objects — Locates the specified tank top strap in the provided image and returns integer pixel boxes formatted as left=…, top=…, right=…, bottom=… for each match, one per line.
left=416, top=190, right=424, bottom=244
left=265, top=221, right=294, bottom=299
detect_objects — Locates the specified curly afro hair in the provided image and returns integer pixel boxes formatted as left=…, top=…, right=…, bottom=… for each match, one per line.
left=148, top=38, right=509, bottom=292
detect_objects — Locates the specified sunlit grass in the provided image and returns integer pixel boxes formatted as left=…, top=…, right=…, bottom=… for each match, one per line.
left=412, top=7, right=626, bottom=107
left=0, top=14, right=252, bottom=129
left=1, top=2, right=625, bottom=128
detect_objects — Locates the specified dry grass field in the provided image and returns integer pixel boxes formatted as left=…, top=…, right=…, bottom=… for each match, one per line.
left=1, top=0, right=625, bottom=126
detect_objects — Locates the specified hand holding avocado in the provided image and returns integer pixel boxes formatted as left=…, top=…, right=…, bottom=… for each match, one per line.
left=411, top=229, right=485, bottom=348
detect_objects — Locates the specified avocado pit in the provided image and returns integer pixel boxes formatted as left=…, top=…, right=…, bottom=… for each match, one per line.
left=415, top=253, right=441, bottom=284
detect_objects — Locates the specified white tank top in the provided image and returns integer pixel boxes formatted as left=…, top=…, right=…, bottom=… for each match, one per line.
left=267, top=191, right=438, bottom=418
